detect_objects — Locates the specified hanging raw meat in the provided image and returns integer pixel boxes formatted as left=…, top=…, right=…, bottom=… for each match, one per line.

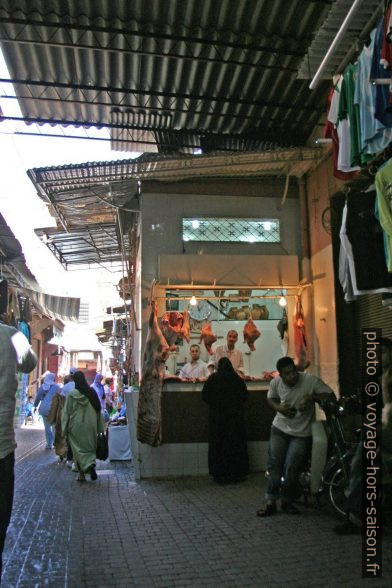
left=293, top=295, right=310, bottom=370
left=137, top=301, right=170, bottom=447
left=277, top=308, right=288, bottom=339
left=243, top=318, right=261, bottom=351
left=160, top=311, right=183, bottom=350
left=180, top=309, right=191, bottom=343
left=200, top=322, right=217, bottom=355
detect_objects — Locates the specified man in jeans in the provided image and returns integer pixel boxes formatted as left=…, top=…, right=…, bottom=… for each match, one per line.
left=257, top=356, right=336, bottom=517
left=0, top=321, right=37, bottom=580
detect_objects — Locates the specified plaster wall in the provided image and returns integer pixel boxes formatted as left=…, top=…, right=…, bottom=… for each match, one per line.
left=140, top=188, right=301, bottom=349
left=305, top=153, right=343, bottom=391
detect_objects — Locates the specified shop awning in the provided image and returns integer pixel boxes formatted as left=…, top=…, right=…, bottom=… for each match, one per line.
left=23, top=288, right=80, bottom=322
left=0, top=213, right=80, bottom=321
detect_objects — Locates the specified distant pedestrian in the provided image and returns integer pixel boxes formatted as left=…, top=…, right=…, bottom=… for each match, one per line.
left=202, top=357, right=249, bottom=484
left=62, top=371, right=76, bottom=467
left=104, top=377, right=114, bottom=414
left=24, top=395, right=34, bottom=425
left=47, top=386, right=68, bottom=462
left=0, top=321, right=37, bottom=580
left=62, top=371, right=103, bottom=482
left=91, top=373, right=106, bottom=411
left=34, top=373, right=60, bottom=449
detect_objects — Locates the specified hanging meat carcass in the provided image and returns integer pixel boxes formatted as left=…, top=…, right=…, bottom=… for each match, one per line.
left=200, top=321, right=217, bottom=355
left=293, top=295, right=310, bottom=370
left=160, top=311, right=183, bottom=350
left=137, top=301, right=170, bottom=447
left=180, top=309, right=191, bottom=343
left=243, top=318, right=261, bottom=351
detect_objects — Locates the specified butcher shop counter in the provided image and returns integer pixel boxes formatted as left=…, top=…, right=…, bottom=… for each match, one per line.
left=135, top=380, right=274, bottom=479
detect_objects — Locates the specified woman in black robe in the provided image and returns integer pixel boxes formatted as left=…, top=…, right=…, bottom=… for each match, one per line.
left=202, top=357, right=249, bottom=483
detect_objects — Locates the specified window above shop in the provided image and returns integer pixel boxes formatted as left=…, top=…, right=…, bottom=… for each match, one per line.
left=182, top=218, right=280, bottom=243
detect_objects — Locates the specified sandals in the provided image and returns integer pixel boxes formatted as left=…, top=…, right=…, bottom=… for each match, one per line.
left=90, top=467, right=98, bottom=481
left=256, top=503, right=277, bottom=517
left=76, top=473, right=86, bottom=482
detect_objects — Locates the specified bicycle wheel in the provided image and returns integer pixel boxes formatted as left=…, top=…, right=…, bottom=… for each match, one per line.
left=328, top=466, right=349, bottom=518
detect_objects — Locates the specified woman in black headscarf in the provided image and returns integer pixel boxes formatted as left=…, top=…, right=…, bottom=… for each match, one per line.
left=62, top=371, right=103, bottom=481
left=202, top=357, right=249, bottom=483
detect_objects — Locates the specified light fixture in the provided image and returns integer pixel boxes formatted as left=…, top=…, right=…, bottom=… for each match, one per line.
left=263, top=221, right=272, bottom=231
left=191, top=220, right=200, bottom=229
left=190, top=295, right=197, bottom=306
left=279, top=295, right=287, bottom=307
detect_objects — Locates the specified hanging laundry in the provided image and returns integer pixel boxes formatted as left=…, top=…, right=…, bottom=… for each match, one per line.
left=324, top=80, right=360, bottom=180
left=326, top=77, right=361, bottom=175
left=380, top=2, right=392, bottom=69
left=18, top=294, right=32, bottom=322
left=17, top=320, right=30, bottom=342
left=376, top=159, right=392, bottom=272
left=354, top=29, right=392, bottom=156
left=293, top=295, right=309, bottom=370
left=370, top=18, right=392, bottom=127
left=338, top=63, right=371, bottom=167
left=0, top=277, right=7, bottom=314
left=339, top=190, right=392, bottom=300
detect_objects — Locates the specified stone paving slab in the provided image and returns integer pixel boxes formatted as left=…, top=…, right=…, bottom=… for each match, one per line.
left=1, top=429, right=391, bottom=587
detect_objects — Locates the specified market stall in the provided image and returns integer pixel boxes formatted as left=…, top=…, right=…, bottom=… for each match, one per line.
left=134, top=282, right=311, bottom=478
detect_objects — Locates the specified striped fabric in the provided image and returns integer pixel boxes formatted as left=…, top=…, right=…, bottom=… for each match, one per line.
left=24, top=288, right=80, bottom=322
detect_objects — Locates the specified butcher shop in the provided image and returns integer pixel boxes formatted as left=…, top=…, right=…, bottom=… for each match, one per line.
left=27, top=152, right=338, bottom=481
left=132, top=160, right=319, bottom=479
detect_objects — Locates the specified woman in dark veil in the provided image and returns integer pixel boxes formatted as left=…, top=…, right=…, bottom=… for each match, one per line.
left=202, top=357, right=249, bottom=483
left=62, top=371, right=103, bottom=481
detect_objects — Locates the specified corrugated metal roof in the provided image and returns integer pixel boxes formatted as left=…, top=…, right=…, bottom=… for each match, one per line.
left=29, top=147, right=327, bottom=189
left=28, top=147, right=327, bottom=268
left=0, top=0, right=335, bottom=153
left=298, top=0, right=384, bottom=79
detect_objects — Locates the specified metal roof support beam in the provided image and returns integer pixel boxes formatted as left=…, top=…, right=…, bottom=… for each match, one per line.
left=1, top=114, right=305, bottom=148
left=0, top=78, right=321, bottom=113
left=0, top=93, right=323, bottom=119
left=0, top=33, right=299, bottom=72
left=309, top=0, right=366, bottom=90
left=0, top=15, right=308, bottom=60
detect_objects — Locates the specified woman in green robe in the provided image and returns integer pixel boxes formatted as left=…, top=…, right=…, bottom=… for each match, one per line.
left=62, top=370, right=103, bottom=481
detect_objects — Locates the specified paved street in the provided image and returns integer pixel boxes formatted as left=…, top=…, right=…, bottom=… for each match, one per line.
left=1, top=428, right=391, bottom=588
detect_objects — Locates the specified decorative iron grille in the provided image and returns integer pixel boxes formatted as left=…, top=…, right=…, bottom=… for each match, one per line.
left=182, top=218, right=280, bottom=243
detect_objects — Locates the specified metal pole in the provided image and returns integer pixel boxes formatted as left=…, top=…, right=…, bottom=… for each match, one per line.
left=309, top=0, right=365, bottom=90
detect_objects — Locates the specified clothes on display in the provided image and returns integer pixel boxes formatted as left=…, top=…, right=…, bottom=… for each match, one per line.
left=326, top=9, right=392, bottom=179
left=339, top=190, right=392, bottom=302
left=375, top=158, right=392, bottom=271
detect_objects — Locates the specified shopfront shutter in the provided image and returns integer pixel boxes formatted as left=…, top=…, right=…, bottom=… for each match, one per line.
left=355, top=293, right=392, bottom=341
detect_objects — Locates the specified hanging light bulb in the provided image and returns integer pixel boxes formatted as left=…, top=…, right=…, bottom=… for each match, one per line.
left=190, top=295, right=197, bottom=306
left=279, top=295, right=287, bottom=307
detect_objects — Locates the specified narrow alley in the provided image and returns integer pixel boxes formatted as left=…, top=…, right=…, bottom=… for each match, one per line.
left=1, top=428, right=391, bottom=588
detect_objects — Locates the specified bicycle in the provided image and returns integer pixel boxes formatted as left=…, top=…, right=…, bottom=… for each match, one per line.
left=299, top=395, right=361, bottom=518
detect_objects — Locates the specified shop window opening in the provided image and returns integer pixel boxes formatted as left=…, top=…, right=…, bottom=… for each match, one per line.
left=182, top=218, right=280, bottom=243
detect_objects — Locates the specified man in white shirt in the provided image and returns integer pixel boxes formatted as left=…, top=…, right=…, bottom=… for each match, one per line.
left=179, top=345, right=209, bottom=381
left=0, top=322, right=37, bottom=579
left=208, top=330, right=244, bottom=375
left=256, top=356, right=335, bottom=517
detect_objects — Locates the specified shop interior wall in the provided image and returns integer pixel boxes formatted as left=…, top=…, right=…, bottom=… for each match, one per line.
left=305, top=152, right=344, bottom=391
left=140, top=179, right=301, bottom=353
